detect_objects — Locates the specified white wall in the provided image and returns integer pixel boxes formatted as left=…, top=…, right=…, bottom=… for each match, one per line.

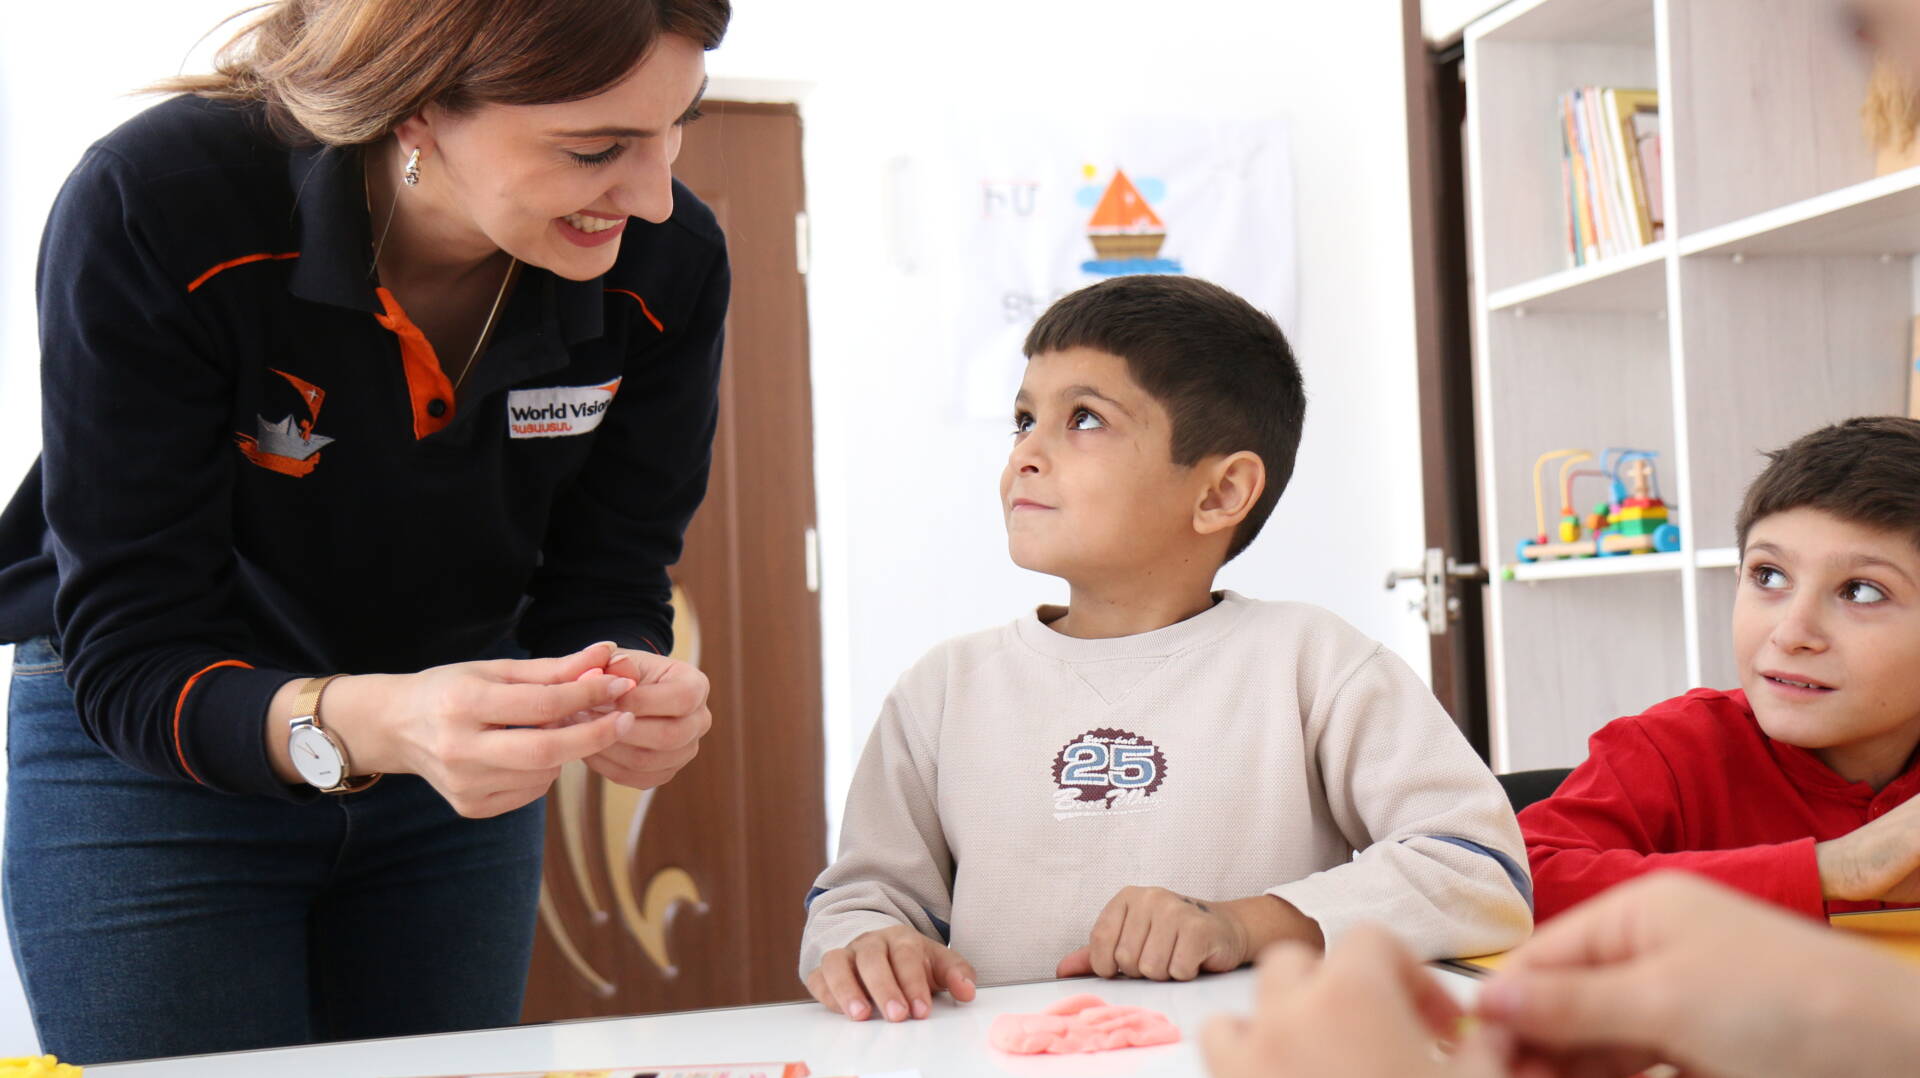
left=705, top=2, right=1433, bottom=838
left=0, top=0, right=1431, bottom=1050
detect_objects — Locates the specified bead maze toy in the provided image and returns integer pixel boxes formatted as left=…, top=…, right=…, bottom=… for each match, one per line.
left=1515, top=447, right=1680, bottom=564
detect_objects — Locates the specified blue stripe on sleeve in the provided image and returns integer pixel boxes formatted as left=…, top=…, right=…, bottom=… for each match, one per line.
left=925, top=909, right=952, bottom=944
left=1413, top=835, right=1534, bottom=911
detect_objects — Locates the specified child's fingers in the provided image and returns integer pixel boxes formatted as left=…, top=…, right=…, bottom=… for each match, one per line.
left=1112, top=903, right=1152, bottom=977
left=1055, top=946, right=1094, bottom=979
left=819, top=953, right=873, bottom=1021
left=1167, top=924, right=1209, bottom=982
left=1135, top=917, right=1180, bottom=980
left=853, top=942, right=911, bottom=1023
left=935, top=949, right=978, bottom=1002
left=803, top=969, right=840, bottom=1013
left=888, top=938, right=935, bottom=1020
left=1086, top=898, right=1127, bottom=979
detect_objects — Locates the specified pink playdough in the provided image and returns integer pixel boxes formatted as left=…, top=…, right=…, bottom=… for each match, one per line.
left=988, top=994, right=1181, bottom=1054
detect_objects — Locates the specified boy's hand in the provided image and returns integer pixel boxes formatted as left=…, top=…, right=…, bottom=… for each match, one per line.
left=1056, top=886, right=1321, bottom=981
left=803, top=924, right=977, bottom=1022
left=1815, top=792, right=1920, bottom=903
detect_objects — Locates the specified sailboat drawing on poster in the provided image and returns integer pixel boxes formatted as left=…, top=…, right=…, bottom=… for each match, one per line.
left=1080, top=166, right=1183, bottom=276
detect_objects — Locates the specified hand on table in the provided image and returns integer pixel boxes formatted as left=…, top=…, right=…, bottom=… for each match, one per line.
left=1477, top=872, right=1920, bottom=1078
left=804, top=923, right=978, bottom=1022
left=1202, top=926, right=1511, bottom=1078
left=1057, top=887, right=1321, bottom=981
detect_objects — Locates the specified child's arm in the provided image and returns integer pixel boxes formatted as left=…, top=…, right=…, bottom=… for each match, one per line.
left=1814, top=793, right=1920, bottom=904
left=1525, top=720, right=1839, bottom=920
left=800, top=685, right=973, bottom=1020
left=1268, top=646, right=1535, bottom=960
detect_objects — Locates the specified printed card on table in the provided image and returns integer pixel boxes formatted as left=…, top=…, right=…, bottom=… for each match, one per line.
left=388, top=1064, right=812, bottom=1078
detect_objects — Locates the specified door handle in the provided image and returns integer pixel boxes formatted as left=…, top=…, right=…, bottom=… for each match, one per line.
left=1385, top=548, right=1487, bottom=635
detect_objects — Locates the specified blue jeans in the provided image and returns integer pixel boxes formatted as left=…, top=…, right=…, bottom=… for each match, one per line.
left=3, top=636, right=547, bottom=1065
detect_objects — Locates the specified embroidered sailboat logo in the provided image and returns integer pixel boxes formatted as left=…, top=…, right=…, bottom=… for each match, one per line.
left=1080, top=167, right=1183, bottom=277
left=236, top=369, right=333, bottom=477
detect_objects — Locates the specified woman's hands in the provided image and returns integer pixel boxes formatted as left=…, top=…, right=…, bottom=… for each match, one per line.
left=311, top=643, right=634, bottom=816
left=269, top=641, right=716, bottom=816
left=582, top=647, right=713, bottom=790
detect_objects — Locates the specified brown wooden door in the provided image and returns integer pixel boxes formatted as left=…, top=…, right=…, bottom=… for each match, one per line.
left=522, top=101, right=827, bottom=1019
left=1402, top=2, right=1491, bottom=757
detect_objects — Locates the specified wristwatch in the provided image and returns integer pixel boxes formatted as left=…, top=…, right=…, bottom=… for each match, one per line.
left=287, top=675, right=381, bottom=794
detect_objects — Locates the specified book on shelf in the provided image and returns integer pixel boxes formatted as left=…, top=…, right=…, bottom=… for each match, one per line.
left=1558, top=88, right=1662, bottom=268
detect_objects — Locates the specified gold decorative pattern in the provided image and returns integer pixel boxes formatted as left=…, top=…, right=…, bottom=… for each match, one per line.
left=537, top=584, right=709, bottom=990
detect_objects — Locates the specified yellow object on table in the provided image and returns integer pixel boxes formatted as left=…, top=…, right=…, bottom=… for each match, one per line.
left=0, top=1057, right=81, bottom=1077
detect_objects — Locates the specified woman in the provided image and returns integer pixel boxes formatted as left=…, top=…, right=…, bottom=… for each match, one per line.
left=0, top=0, right=731, bottom=1063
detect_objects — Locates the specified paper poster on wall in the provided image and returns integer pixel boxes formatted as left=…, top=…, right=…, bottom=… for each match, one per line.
left=906, top=117, right=1296, bottom=421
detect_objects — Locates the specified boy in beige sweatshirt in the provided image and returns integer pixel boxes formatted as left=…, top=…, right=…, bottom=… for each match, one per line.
left=801, top=275, right=1530, bottom=1023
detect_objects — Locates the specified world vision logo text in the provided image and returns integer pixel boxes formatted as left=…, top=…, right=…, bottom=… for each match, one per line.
left=507, top=379, right=622, bottom=439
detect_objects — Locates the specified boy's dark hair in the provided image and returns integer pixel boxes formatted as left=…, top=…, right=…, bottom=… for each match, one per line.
left=1735, top=416, right=1920, bottom=551
left=1023, top=275, right=1306, bottom=561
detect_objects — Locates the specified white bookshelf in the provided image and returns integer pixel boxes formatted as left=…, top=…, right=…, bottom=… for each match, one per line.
left=1465, top=0, right=1913, bottom=770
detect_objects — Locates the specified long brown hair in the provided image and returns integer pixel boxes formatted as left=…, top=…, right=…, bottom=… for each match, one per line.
left=154, top=0, right=730, bottom=146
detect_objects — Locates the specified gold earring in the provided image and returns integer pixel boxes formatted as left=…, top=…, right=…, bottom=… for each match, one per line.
left=403, top=148, right=422, bottom=187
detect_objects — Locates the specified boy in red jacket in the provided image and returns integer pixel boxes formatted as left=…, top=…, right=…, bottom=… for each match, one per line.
left=1523, top=416, right=1920, bottom=921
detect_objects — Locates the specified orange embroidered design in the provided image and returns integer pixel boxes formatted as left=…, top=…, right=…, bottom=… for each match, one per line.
left=605, top=288, right=665, bottom=332
left=236, top=369, right=332, bottom=477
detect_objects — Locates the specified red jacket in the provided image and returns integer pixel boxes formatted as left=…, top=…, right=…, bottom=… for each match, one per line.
left=1520, top=688, right=1920, bottom=921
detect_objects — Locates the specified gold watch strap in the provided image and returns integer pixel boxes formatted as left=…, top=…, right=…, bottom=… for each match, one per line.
left=293, top=674, right=382, bottom=794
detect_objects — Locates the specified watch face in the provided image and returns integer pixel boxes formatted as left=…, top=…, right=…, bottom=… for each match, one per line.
left=289, top=724, right=345, bottom=789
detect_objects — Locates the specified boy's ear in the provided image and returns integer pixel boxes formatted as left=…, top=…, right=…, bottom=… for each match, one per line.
left=1193, top=451, right=1266, bottom=538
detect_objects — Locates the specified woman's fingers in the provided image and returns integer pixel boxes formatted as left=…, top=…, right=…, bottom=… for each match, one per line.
left=483, top=676, right=634, bottom=726
left=618, top=676, right=708, bottom=720
left=479, top=710, right=634, bottom=772
left=611, top=708, right=710, bottom=751
left=582, top=738, right=701, bottom=788
left=483, top=642, right=617, bottom=685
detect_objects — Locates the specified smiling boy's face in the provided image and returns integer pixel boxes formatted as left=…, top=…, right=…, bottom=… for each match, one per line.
left=1000, top=348, right=1215, bottom=583
left=1735, top=506, right=1920, bottom=783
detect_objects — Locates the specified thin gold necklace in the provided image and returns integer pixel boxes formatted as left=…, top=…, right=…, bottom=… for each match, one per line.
left=363, top=150, right=518, bottom=395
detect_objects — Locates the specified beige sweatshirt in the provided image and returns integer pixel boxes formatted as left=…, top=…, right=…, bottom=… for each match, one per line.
left=800, top=591, right=1533, bottom=985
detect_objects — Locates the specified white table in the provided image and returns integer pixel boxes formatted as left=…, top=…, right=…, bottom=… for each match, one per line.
left=88, top=968, right=1480, bottom=1078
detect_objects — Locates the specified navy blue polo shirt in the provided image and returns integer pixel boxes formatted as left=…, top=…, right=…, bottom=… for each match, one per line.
left=0, top=94, right=729, bottom=799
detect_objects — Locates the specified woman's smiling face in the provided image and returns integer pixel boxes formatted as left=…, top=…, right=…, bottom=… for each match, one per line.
left=401, top=33, right=709, bottom=280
